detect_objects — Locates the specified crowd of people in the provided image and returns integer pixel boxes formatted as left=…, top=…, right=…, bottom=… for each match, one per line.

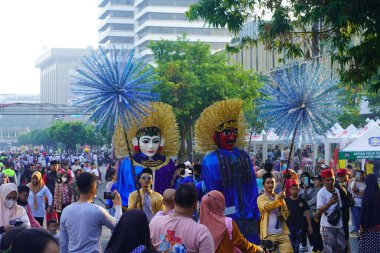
left=0, top=147, right=378, bottom=253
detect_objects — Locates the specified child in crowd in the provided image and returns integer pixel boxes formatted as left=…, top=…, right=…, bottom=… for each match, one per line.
left=285, top=179, right=313, bottom=253
left=105, top=169, right=117, bottom=216
left=47, top=219, right=60, bottom=241
left=155, top=188, right=175, bottom=217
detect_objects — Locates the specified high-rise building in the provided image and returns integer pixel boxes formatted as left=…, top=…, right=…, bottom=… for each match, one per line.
left=35, top=48, right=91, bottom=127
left=98, top=0, right=135, bottom=49
left=228, top=21, right=339, bottom=75
left=97, top=0, right=232, bottom=61
left=134, top=0, right=231, bottom=61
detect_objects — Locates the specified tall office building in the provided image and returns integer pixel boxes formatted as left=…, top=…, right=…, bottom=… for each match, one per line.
left=98, top=0, right=135, bottom=49
left=229, top=21, right=339, bottom=75
left=134, top=0, right=231, bottom=61
left=98, top=0, right=232, bottom=61
left=35, top=48, right=91, bottom=127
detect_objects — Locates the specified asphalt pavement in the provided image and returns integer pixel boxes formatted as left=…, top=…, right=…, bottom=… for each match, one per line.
left=93, top=165, right=112, bottom=252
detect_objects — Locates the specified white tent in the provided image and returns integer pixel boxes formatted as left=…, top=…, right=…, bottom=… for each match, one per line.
left=339, top=124, right=380, bottom=160
left=349, top=119, right=378, bottom=140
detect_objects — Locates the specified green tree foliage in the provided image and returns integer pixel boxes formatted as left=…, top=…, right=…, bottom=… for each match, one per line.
left=365, top=92, right=380, bottom=115
left=337, top=86, right=365, bottom=128
left=148, top=35, right=263, bottom=161
left=187, top=0, right=380, bottom=92
left=17, top=129, right=52, bottom=147
left=17, top=121, right=110, bottom=152
left=338, top=107, right=364, bottom=129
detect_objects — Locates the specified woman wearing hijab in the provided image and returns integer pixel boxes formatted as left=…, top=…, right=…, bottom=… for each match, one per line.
left=105, top=210, right=158, bottom=253
left=54, top=171, right=73, bottom=222
left=27, top=171, right=53, bottom=226
left=358, top=174, right=380, bottom=252
left=0, top=183, right=30, bottom=238
left=199, top=190, right=263, bottom=253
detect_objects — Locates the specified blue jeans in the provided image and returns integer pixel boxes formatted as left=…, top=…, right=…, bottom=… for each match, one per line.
left=351, top=206, right=361, bottom=232
left=288, top=227, right=302, bottom=253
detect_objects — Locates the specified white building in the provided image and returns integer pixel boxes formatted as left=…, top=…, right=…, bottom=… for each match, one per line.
left=35, top=48, right=91, bottom=127
left=98, top=0, right=135, bottom=49
left=98, top=0, right=232, bottom=61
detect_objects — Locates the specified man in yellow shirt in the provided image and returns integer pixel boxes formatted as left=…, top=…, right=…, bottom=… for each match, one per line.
left=257, top=172, right=293, bottom=253
left=128, top=168, right=163, bottom=222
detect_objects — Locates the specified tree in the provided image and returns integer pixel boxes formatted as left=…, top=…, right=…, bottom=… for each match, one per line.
left=17, top=129, right=53, bottom=150
left=17, top=121, right=110, bottom=152
left=149, top=35, right=262, bottom=161
left=366, top=92, right=380, bottom=115
left=338, top=107, right=364, bottom=129
left=187, top=0, right=380, bottom=93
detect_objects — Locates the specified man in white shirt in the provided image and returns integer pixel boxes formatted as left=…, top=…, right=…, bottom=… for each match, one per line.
left=83, top=161, right=91, bottom=173
left=89, top=162, right=99, bottom=178
left=79, top=154, right=85, bottom=165
left=92, top=153, right=98, bottom=166
left=71, top=159, right=82, bottom=173
left=316, top=169, right=345, bottom=253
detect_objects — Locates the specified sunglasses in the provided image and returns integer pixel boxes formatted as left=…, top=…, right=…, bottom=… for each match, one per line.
left=141, top=176, right=152, bottom=181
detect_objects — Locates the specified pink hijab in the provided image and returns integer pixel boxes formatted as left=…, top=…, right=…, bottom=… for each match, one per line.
left=0, top=183, right=26, bottom=227
left=199, top=190, right=227, bottom=249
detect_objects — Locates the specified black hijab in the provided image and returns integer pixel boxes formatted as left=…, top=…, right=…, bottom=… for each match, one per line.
left=105, top=210, right=156, bottom=253
left=360, top=174, right=380, bottom=229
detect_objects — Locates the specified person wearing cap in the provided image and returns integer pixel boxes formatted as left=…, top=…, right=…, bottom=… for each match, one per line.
left=303, top=175, right=323, bottom=253
left=285, top=179, right=312, bottom=253
left=335, top=168, right=353, bottom=249
left=316, top=169, right=345, bottom=253
left=43, top=160, right=59, bottom=199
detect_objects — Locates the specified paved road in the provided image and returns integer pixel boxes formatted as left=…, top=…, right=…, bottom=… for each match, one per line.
left=93, top=165, right=112, bottom=251
left=95, top=165, right=359, bottom=253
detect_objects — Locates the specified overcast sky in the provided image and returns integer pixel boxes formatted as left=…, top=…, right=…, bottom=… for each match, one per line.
left=0, top=0, right=98, bottom=95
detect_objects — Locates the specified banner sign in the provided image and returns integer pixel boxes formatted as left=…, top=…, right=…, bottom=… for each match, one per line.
left=339, top=151, right=380, bottom=160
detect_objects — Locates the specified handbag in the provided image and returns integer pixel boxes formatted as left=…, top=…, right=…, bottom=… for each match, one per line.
left=327, top=204, right=341, bottom=226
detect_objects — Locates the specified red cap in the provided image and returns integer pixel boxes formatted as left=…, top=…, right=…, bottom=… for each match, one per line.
left=337, top=169, right=351, bottom=177
left=321, top=169, right=334, bottom=179
left=288, top=179, right=299, bottom=188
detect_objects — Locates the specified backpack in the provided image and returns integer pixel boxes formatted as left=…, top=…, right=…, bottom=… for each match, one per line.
left=225, top=217, right=242, bottom=253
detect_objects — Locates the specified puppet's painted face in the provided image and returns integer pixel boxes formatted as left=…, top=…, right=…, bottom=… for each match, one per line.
left=139, top=136, right=161, bottom=157
left=133, top=127, right=163, bottom=157
left=213, top=120, right=238, bottom=151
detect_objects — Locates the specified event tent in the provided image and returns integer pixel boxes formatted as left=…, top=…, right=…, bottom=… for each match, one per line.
left=339, top=124, right=380, bottom=160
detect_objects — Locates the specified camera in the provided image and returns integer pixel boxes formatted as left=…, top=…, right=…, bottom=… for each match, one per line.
left=104, top=192, right=115, bottom=200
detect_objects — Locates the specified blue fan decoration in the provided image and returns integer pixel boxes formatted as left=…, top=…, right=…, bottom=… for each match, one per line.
left=257, top=61, right=342, bottom=145
left=72, top=47, right=157, bottom=133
